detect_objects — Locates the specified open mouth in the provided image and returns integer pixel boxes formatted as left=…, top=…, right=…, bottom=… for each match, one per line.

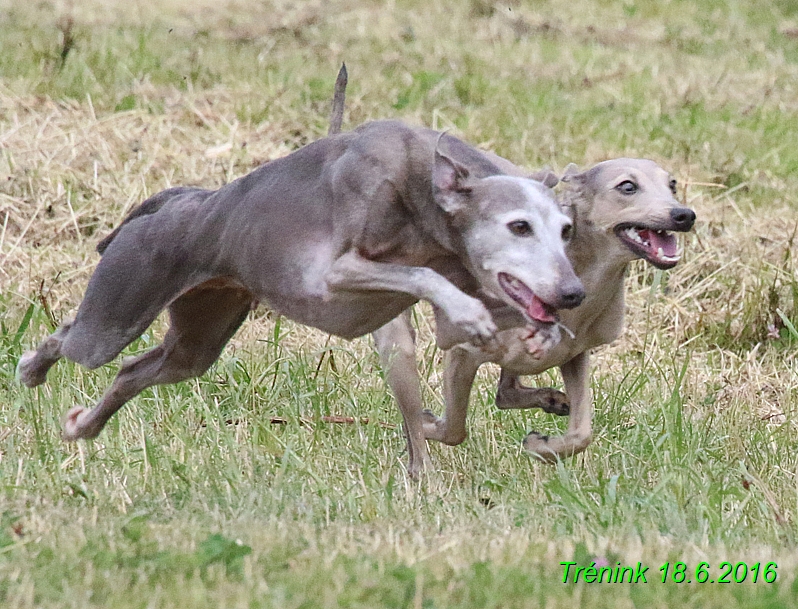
left=615, top=225, right=681, bottom=270
left=497, top=272, right=559, bottom=324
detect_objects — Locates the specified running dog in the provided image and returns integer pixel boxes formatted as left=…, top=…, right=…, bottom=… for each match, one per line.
left=17, top=115, right=584, bottom=477
left=376, top=157, right=695, bottom=464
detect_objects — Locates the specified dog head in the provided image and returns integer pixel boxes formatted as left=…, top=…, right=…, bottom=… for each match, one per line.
left=432, top=150, right=585, bottom=325
left=562, top=158, right=696, bottom=270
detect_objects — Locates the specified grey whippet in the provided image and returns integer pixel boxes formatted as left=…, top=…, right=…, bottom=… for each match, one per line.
left=17, top=109, right=585, bottom=477
left=376, top=156, right=696, bottom=465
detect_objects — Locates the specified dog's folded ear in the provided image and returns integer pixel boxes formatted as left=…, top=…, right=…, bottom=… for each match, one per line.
left=529, top=169, right=559, bottom=189
left=433, top=148, right=472, bottom=214
left=560, top=163, right=586, bottom=184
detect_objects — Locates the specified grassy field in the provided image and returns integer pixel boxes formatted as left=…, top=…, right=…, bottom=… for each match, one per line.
left=2, top=0, right=798, bottom=606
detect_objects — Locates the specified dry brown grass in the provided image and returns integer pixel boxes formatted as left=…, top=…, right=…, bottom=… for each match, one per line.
left=4, top=85, right=796, bottom=418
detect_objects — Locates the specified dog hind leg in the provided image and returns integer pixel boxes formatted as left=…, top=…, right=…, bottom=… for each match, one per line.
left=62, top=282, right=253, bottom=441
left=523, top=351, right=593, bottom=461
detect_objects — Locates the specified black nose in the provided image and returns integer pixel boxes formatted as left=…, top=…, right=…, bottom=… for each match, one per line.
left=670, top=207, right=696, bottom=231
left=558, top=285, right=586, bottom=309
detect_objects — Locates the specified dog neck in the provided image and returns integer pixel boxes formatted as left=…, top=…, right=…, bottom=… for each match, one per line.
left=563, top=187, right=631, bottom=291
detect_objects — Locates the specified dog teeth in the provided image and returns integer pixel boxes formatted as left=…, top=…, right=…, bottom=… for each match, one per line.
left=655, top=247, right=681, bottom=262
left=625, top=228, right=639, bottom=242
left=625, top=227, right=646, bottom=245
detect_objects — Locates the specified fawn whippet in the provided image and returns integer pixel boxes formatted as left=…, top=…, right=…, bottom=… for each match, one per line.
left=376, top=156, right=695, bottom=466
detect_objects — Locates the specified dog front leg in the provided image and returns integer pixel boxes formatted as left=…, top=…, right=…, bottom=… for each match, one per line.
left=433, top=299, right=527, bottom=351
left=326, top=251, right=497, bottom=346
left=522, top=351, right=593, bottom=462
left=495, top=370, right=570, bottom=416
left=16, top=322, right=73, bottom=387
left=372, top=312, right=432, bottom=478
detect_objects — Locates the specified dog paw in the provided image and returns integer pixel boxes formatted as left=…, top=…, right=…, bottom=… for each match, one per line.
left=62, top=406, right=99, bottom=442
left=522, top=430, right=591, bottom=461
left=421, top=409, right=443, bottom=426
left=421, top=408, right=445, bottom=442
left=495, top=382, right=570, bottom=415
left=522, top=323, right=561, bottom=359
left=16, top=351, right=47, bottom=388
left=522, top=431, right=558, bottom=463
left=421, top=409, right=466, bottom=445
left=538, top=389, right=570, bottom=416
left=445, top=297, right=497, bottom=347
left=406, top=454, right=434, bottom=481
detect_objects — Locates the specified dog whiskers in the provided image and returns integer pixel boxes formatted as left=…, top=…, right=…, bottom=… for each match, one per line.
left=555, top=320, right=575, bottom=340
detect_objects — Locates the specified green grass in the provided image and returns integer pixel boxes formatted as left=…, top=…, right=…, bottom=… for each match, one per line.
left=2, top=0, right=798, bottom=606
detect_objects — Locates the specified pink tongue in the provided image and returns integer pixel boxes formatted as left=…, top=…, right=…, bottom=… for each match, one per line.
left=527, top=295, right=558, bottom=323
left=639, top=229, right=678, bottom=257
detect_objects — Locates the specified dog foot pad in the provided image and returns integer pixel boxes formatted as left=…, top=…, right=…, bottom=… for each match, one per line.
left=541, top=391, right=570, bottom=416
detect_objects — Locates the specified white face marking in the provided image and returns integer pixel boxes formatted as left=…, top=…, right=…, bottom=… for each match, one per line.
left=488, top=180, right=570, bottom=231
left=464, top=176, right=576, bottom=308
left=493, top=209, right=542, bottom=225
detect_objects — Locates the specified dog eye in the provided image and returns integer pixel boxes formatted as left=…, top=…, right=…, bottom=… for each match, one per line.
left=616, top=180, right=638, bottom=195
left=561, top=224, right=573, bottom=242
left=669, top=178, right=677, bottom=194
left=508, top=220, right=533, bottom=236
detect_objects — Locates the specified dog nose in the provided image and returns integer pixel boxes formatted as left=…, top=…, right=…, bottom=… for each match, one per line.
left=670, top=207, right=696, bottom=231
left=558, top=284, right=585, bottom=309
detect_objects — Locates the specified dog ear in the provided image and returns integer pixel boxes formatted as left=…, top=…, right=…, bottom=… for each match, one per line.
left=529, top=169, right=559, bottom=189
left=560, top=163, right=586, bottom=184
left=433, top=149, right=472, bottom=214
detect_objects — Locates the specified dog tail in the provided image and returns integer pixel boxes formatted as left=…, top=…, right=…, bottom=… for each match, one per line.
left=96, top=187, right=208, bottom=254
left=328, top=63, right=347, bottom=136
